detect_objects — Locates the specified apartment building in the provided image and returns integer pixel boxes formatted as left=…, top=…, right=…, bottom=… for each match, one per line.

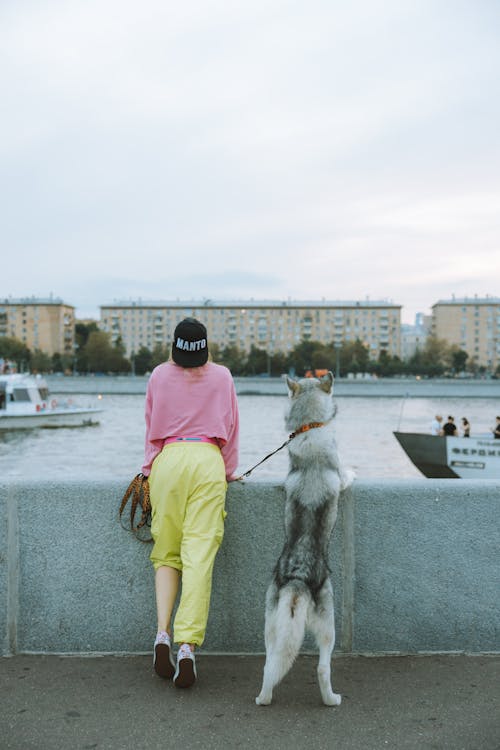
left=432, top=296, right=500, bottom=371
left=100, top=299, right=401, bottom=359
left=0, top=297, right=75, bottom=356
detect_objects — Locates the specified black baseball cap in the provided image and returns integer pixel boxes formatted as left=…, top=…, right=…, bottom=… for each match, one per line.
left=172, top=318, right=208, bottom=368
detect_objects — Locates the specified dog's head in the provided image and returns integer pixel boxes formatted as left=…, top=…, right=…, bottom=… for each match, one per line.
left=284, top=371, right=336, bottom=430
left=286, top=371, right=333, bottom=398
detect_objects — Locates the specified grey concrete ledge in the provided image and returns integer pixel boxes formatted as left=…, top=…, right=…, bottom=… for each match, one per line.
left=1, top=478, right=499, bottom=656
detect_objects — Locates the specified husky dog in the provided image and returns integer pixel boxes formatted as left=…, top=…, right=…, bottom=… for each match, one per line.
left=256, top=371, right=353, bottom=707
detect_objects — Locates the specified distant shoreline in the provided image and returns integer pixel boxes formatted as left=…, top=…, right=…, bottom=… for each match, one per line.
left=45, top=374, right=500, bottom=399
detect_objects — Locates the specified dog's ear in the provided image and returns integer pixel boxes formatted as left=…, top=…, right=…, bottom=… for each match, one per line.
left=319, top=371, right=334, bottom=394
left=286, top=376, right=301, bottom=397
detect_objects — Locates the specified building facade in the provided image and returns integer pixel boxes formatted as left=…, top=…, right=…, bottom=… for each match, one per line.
left=100, top=299, right=402, bottom=359
left=432, top=297, right=500, bottom=371
left=0, top=297, right=75, bottom=356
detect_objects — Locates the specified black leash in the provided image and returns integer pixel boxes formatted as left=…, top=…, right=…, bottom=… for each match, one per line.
left=234, top=437, right=293, bottom=480
left=233, top=421, right=327, bottom=480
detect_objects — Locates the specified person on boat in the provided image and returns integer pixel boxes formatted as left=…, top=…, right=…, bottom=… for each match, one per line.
left=493, top=416, right=500, bottom=439
left=141, top=317, right=239, bottom=689
left=441, top=415, right=458, bottom=437
left=461, top=417, right=470, bottom=438
left=430, top=414, right=443, bottom=435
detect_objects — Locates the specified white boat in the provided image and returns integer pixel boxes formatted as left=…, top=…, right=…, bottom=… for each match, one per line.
left=0, top=373, right=102, bottom=429
left=394, top=431, right=500, bottom=479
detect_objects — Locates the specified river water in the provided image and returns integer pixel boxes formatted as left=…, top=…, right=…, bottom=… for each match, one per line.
left=1, top=390, right=498, bottom=481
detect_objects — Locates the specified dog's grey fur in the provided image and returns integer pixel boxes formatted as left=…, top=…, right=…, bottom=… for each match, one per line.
left=256, top=371, right=353, bottom=706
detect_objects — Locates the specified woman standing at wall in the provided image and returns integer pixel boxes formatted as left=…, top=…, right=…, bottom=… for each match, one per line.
left=142, top=317, right=239, bottom=688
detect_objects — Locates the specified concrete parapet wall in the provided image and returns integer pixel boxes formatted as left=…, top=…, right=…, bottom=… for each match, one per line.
left=1, top=479, right=499, bottom=656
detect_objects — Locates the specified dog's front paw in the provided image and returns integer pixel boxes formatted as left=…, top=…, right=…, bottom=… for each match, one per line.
left=322, top=691, right=341, bottom=707
left=255, top=692, right=272, bottom=706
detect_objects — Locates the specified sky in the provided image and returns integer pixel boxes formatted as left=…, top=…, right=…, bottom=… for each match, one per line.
left=2, top=0, right=499, bottom=324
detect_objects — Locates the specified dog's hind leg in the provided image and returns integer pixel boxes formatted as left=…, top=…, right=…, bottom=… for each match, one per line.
left=256, top=585, right=307, bottom=706
left=309, top=579, right=341, bottom=706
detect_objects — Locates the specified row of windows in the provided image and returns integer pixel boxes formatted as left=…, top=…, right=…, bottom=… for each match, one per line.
left=106, top=309, right=399, bottom=322
left=107, top=324, right=398, bottom=343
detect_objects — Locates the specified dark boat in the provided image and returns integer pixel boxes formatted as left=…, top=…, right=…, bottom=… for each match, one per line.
left=393, top=432, right=500, bottom=478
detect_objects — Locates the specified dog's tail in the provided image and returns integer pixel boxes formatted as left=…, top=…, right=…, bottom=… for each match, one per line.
left=271, top=582, right=310, bottom=672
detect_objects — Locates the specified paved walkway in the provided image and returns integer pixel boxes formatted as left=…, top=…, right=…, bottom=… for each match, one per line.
left=1, top=654, right=499, bottom=750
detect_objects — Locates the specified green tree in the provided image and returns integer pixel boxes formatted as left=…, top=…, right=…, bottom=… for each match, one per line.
left=338, top=339, right=370, bottom=375
left=84, top=331, right=115, bottom=372
left=374, top=351, right=405, bottom=377
left=75, top=322, right=99, bottom=372
left=246, top=345, right=268, bottom=375
left=133, top=346, right=153, bottom=375
left=268, top=350, right=289, bottom=376
left=84, top=332, right=131, bottom=373
left=151, top=344, right=170, bottom=369
left=50, top=352, right=73, bottom=373
left=310, top=344, right=336, bottom=372
left=220, top=346, right=246, bottom=375
left=108, top=336, right=131, bottom=373
left=405, top=346, right=424, bottom=375
left=288, top=340, right=332, bottom=375
left=448, top=346, right=468, bottom=374
left=407, top=336, right=450, bottom=377
left=423, top=336, right=449, bottom=376
left=30, top=349, right=52, bottom=373
left=75, top=321, right=99, bottom=347
left=51, top=352, right=64, bottom=373
left=0, top=336, right=31, bottom=371
left=209, top=342, right=222, bottom=363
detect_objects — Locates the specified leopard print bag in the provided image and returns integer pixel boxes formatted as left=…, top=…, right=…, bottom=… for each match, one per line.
left=119, top=473, right=153, bottom=543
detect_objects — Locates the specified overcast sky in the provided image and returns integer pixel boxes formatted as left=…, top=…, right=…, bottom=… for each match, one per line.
left=2, top=0, right=499, bottom=323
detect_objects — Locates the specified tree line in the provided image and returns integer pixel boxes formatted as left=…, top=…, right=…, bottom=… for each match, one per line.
left=210, top=338, right=476, bottom=378
left=2, top=323, right=496, bottom=378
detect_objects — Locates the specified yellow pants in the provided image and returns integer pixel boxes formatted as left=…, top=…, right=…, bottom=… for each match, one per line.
left=149, top=443, right=227, bottom=647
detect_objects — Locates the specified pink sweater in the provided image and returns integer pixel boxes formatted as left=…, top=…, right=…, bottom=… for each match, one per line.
left=142, top=361, right=240, bottom=480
